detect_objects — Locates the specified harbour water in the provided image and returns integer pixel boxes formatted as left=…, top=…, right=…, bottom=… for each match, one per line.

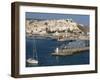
left=26, top=36, right=89, bottom=67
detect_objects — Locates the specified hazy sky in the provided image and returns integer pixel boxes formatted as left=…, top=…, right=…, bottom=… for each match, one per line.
left=26, top=12, right=90, bottom=26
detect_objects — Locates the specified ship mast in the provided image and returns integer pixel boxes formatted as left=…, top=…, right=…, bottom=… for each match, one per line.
left=33, top=37, right=38, bottom=60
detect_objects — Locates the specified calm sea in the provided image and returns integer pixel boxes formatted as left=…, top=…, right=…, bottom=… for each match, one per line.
left=26, top=36, right=89, bottom=67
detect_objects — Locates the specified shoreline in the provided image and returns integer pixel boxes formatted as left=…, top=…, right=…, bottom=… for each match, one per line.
left=26, top=33, right=89, bottom=41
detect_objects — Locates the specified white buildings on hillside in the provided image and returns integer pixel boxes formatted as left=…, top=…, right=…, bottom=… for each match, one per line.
left=26, top=19, right=85, bottom=35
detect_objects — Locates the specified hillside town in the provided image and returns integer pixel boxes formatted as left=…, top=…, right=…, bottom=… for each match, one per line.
left=26, top=19, right=89, bottom=40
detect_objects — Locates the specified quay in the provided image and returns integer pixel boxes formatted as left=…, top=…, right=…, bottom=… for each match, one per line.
left=52, top=47, right=89, bottom=56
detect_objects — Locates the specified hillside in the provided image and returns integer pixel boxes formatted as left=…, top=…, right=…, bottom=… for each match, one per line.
left=77, top=24, right=89, bottom=34
left=26, top=19, right=89, bottom=40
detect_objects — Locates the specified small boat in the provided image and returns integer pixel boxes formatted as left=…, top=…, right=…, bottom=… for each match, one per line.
left=27, top=38, right=38, bottom=65
left=58, top=38, right=66, bottom=41
left=57, top=36, right=66, bottom=41
left=27, top=58, right=38, bottom=64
